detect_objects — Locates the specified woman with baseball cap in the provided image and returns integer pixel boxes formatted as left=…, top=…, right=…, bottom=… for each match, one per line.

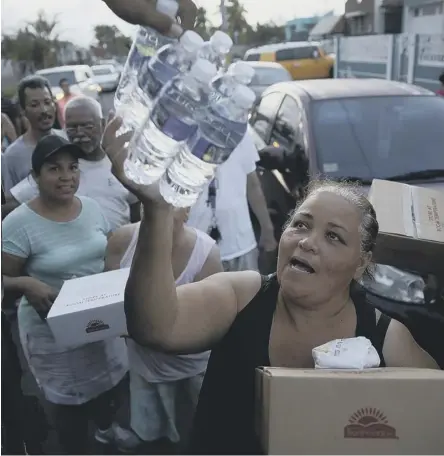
left=2, top=135, right=131, bottom=454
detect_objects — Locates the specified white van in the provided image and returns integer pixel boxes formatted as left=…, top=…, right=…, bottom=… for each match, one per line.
left=36, top=65, right=101, bottom=101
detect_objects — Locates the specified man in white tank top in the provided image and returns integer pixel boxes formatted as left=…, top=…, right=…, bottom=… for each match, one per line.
left=105, top=207, right=222, bottom=453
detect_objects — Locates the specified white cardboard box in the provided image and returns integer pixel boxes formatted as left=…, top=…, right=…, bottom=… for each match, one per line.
left=47, top=268, right=130, bottom=348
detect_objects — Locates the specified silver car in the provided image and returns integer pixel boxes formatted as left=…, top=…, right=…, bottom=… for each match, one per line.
left=92, top=64, right=120, bottom=92
left=243, top=61, right=293, bottom=99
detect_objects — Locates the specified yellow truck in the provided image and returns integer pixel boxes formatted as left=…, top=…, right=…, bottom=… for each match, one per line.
left=244, top=41, right=334, bottom=80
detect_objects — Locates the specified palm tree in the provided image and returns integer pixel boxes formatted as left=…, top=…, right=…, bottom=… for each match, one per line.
left=195, top=7, right=210, bottom=40
left=27, top=10, right=60, bottom=68
left=226, top=0, right=251, bottom=44
left=94, top=25, right=131, bottom=57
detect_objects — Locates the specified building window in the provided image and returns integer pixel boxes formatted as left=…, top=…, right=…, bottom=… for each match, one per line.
left=412, top=2, right=443, bottom=17
left=351, top=16, right=366, bottom=34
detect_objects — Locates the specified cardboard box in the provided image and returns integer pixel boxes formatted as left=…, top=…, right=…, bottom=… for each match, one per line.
left=256, top=367, right=444, bottom=455
left=368, top=179, right=444, bottom=275
left=47, top=268, right=130, bottom=348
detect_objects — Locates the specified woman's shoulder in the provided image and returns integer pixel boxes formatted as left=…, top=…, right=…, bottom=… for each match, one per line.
left=2, top=204, right=36, bottom=247
left=2, top=203, right=33, bottom=227
left=110, top=223, right=139, bottom=246
left=106, top=223, right=140, bottom=270
left=234, top=271, right=277, bottom=314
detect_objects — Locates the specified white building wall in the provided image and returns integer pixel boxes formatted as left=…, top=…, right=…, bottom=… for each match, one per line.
left=403, top=1, right=444, bottom=34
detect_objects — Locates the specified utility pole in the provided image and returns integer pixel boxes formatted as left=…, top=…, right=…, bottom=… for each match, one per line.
left=220, top=0, right=228, bottom=32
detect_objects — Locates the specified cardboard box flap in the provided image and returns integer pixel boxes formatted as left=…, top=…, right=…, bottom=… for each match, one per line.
left=369, top=179, right=444, bottom=243
left=411, top=185, right=444, bottom=243
left=259, top=366, right=444, bottom=380
left=368, top=180, right=415, bottom=238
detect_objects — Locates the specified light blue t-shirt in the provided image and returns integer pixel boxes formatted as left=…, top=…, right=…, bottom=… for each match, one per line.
left=2, top=196, right=109, bottom=290
left=2, top=196, right=128, bottom=405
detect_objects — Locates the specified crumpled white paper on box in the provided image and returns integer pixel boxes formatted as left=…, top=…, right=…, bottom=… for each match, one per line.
left=312, top=337, right=381, bottom=369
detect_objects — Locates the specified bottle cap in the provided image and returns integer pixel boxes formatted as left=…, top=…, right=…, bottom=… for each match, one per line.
left=232, top=85, right=256, bottom=110
left=210, top=31, right=233, bottom=54
left=156, top=0, right=179, bottom=18
left=180, top=30, right=205, bottom=52
left=189, top=59, right=218, bottom=85
left=227, top=61, right=255, bottom=85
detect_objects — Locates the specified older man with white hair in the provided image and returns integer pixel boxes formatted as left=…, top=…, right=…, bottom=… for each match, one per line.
left=3, top=97, right=140, bottom=231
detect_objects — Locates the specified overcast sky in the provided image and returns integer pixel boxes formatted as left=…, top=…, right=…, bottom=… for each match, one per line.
left=1, top=0, right=345, bottom=48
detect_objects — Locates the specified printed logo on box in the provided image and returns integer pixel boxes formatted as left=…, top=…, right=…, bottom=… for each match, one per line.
left=344, top=407, right=398, bottom=439
left=85, top=319, right=110, bottom=334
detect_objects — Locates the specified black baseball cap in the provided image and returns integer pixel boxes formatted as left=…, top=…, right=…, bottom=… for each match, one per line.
left=32, top=135, right=84, bottom=173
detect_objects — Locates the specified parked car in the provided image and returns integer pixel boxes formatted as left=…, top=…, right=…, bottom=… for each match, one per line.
left=242, top=61, right=292, bottom=100
left=97, top=59, right=124, bottom=78
left=91, top=64, right=120, bottom=92
left=244, top=41, right=334, bottom=80
left=249, top=78, right=444, bottom=307
left=36, top=65, right=101, bottom=101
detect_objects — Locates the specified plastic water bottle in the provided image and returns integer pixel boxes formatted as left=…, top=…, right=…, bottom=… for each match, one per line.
left=159, top=84, right=256, bottom=207
left=197, top=31, right=233, bottom=70
left=114, top=0, right=179, bottom=132
left=138, top=30, right=205, bottom=104
left=209, top=61, right=255, bottom=102
left=124, top=59, right=218, bottom=185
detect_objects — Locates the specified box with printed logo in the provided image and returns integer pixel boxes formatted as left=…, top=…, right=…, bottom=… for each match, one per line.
left=256, top=367, right=444, bottom=455
left=47, top=268, right=130, bottom=348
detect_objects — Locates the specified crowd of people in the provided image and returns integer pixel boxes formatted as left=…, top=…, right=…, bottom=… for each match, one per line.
left=1, top=0, right=442, bottom=454
left=1, top=66, right=277, bottom=456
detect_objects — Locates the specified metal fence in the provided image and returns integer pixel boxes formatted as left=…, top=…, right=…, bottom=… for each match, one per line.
left=334, top=33, right=444, bottom=92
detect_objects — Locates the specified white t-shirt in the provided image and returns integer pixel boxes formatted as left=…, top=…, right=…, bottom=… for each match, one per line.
left=187, top=131, right=259, bottom=261
left=10, top=156, right=138, bottom=232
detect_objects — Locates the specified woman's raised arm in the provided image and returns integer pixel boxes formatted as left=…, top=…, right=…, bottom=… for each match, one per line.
left=102, top=116, right=261, bottom=354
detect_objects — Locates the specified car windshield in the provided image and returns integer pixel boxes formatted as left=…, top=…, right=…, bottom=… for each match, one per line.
left=250, top=67, right=291, bottom=86
left=311, top=95, right=444, bottom=180
left=39, top=70, right=76, bottom=87
left=93, top=67, right=112, bottom=76
left=245, top=53, right=261, bottom=61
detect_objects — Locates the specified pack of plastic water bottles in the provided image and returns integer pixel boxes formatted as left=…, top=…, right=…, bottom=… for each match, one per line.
left=114, top=0, right=256, bottom=207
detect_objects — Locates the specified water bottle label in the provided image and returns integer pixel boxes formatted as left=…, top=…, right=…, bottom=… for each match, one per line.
left=187, top=133, right=231, bottom=164
left=138, top=64, right=162, bottom=98
left=127, top=42, right=155, bottom=71
left=209, top=91, right=223, bottom=103
left=151, top=102, right=197, bottom=141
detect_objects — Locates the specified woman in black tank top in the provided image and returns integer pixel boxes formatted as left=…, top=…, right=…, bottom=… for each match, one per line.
left=102, top=126, right=440, bottom=456
left=188, top=275, right=392, bottom=454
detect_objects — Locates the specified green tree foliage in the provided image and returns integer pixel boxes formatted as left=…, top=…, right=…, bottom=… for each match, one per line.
left=1, top=10, right=60, bottom=68
left=246, top=22, right=286, bottom=46
left=195, top=7, right=210, bottom=40
left=93, top=24, right=131, bottom=57
left=224, top=0, right=285, bottom=46
left=226, top=0, right=252, bottom=44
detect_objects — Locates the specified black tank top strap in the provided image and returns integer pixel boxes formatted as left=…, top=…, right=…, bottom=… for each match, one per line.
left=351, top=281, right=391, bottom=367
left=372, top=313, right=391, bottom=366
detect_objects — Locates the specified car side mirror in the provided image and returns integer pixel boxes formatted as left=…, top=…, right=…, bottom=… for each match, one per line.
left=258, top=145, right=288, bottom=170
left=312, top=50, right=320, bottom=59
